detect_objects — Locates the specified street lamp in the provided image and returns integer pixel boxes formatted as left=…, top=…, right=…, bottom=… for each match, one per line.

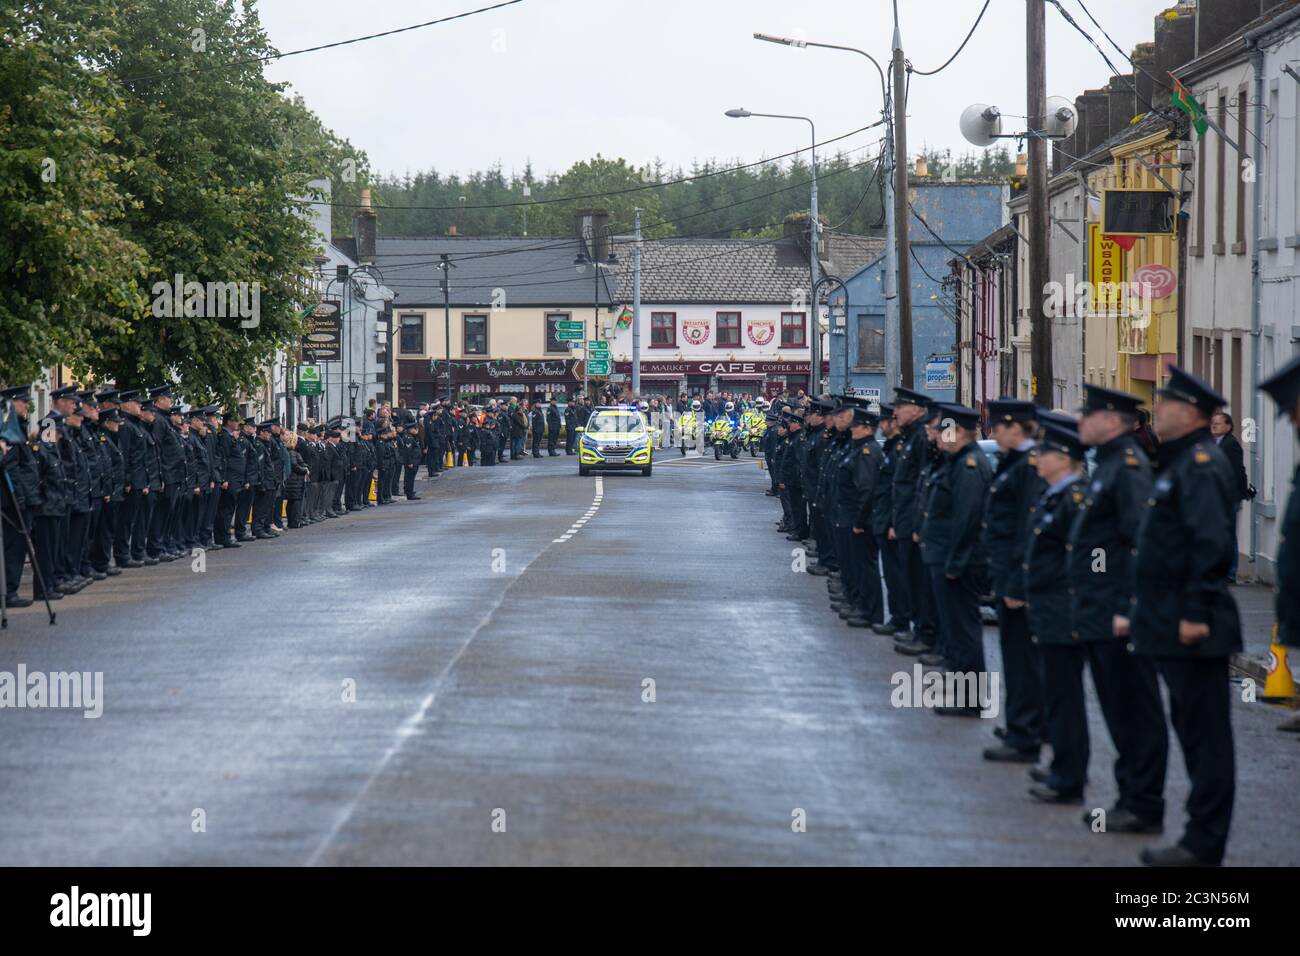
left=348, top=380, right=360, bottom=417
left=752, top=31, right=897, bottom=396
left=726, top=106, right=820, bottom=394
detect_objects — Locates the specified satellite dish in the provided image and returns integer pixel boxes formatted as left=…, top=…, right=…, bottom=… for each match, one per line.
left=1044, top=96, right=1077, bottom=138
left=959, top=104, right=1002, bottom=148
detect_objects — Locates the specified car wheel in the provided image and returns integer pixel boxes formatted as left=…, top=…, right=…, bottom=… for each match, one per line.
left=714, top=446, right=721, bottom=460
left=730, top=447, right=738, bottom=460
left=578, top=465, right=589, bottom=477
left=641, top=464, right=652, bottom=477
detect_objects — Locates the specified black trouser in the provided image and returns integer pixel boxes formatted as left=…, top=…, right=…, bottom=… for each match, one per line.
left=899, top=536, right=932, bottom=643
left=836, top=525, right=882, bottom=623
left=235, top=486, right=254, bottom=537
left=131, top=489, right=154, bottom=558
left=253, top=488, right=274, bottom=531
left=531, top=431, right=541, bottom=456
left=997, top=602, right=1043, bottom=754
left=62, top=509, right=90, bottom=579
left=81, top=497, right=102, bottom=576
left=786, top=483, right=808, bottom=537
left=287, top=497, right=305, bottom=528
left=91, top=499, right=116, bottom=573
left=547, top=430, right=557, bottom=454
left=565, top=429, right=576, bottom=454
left=929, top=566, right=985, bottom=674
left=116, top=488, right=141, bottom=562
left=1155, top=656, right=1234, bottom=863
left=1039, top=642, right=1089, bottom=797
left=1087, top=641, right=1168, bottom=824
left=203, top=486, right=219, bottom=543
left=2, top=486, right=31, bottom=597
left=404, top=463, right=418, bottom=496
left=216, top=487, right=240, bottom=544
left=778, top=485, right=792, bottom=528
left=33, top=514, right=62, bottom=596
left=878, top=532, right=910, bottom=627
left=147, top=484, right=175, bottom=556
left=812, top=506, right=837, bottom=570
left=766, top=455, right=779, bottom=491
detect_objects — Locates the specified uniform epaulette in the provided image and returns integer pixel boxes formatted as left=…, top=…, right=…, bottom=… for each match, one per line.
left=1124, top=451, right=1140, bottom=467
left=1071, top=488, right=1083, bottom=504
left=1027, top=451, right=1038, bottom=466
left=1193, top=447, right=1212, bottom=465
left=861, top=445, right=871, bottom=456
left=965, top=455, right=976, bottom=467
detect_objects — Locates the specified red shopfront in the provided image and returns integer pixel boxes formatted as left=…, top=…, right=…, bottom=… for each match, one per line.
left=613, top=359, right=826, bottom=399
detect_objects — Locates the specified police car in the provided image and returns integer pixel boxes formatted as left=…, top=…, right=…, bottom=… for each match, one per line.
left=576, top=406, right=654, bottom=476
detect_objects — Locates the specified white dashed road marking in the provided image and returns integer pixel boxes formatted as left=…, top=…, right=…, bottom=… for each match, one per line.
left=553, top=476, right=603, bottom=543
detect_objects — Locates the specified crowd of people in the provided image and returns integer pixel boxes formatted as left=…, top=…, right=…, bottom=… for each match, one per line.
left=760, top=360, right=1300, bottom=868
left=0, top=387, right=610, bottom=609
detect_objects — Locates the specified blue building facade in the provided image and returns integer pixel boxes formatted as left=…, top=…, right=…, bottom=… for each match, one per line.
left=828, top=180, right=1008, bottom=405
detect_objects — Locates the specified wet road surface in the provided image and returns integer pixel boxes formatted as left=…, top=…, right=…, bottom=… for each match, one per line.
left=2, top=450, right=1297, bottom=865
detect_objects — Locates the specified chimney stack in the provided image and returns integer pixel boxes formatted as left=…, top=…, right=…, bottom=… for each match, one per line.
left=575, top=208, right=611, bottom=262
left=1196, top=0, right=1265, bottom=57
left=1154, top=5, right=1196, bottom=86
left=1107, top=73, right=1138, bottom=134
left=1074, top=89, right=1110, bottom=159
left=353, top=187, right=377, bottom=264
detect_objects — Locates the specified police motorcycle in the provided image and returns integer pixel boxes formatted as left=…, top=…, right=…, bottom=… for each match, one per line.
left=677, top=399, right=703, bottom=456
left=741, top=400, right=768, bottom=457
left=710, top=402, right=741, bottom=460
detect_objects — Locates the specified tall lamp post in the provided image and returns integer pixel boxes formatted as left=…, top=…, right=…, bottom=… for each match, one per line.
left=752, top=33, right=899, bottom=394
left=575, top=231, right=617, bottom=402
left=813, top=274, right=850, bottom=395
left=725, top=107, right=821, bottom=394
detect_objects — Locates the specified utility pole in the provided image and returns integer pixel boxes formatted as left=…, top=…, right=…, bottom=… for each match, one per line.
left=440, top=253, right=453, bottom=402
left=892, top=3, right=914, bottom=388
left=809, top=144, right=821, bottom=398
left=632, top=208, right=642, bottom=397
left=883, top=88, right=899, bottom=397
left=1027, top=0, right=1053, bottom=405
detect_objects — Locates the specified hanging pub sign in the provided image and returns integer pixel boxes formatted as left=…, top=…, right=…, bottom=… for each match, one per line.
left=301, top=300, right=343, bottom=362
left=1101, top=189, right=1176, bottom=236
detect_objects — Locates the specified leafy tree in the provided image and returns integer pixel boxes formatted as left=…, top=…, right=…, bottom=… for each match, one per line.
left=0, top=1, right=148, bottom=385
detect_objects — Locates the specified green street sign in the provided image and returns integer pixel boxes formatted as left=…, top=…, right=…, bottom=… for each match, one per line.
left=586, top=359, right=611, bottom=375
left=586, top=340, right=609, bottom=354
left=556, top=329, right=585, bottom=341
left=296, top=365, right=322, bottom=396
left=556, top=320, right=585, bottom=332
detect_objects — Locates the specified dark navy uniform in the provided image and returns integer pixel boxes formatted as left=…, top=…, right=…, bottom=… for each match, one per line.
left=1068, top=400, right=1168, bottom=827
left=830, top=411, right=883, bottom=625
left=919, top=405, right=992, bottom=679
left=982, top=400, right=1046, bottom=758
left=872, top=414, right=909, bottom=633
left=1132, top=367, right=1241, bottom=866
left=1024, top=463, right=1087, bottom=798
left=891, top=390, right=930, bottom=646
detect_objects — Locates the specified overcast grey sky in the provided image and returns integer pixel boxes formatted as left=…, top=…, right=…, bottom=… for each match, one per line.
left=258, top=0, right=1175, bottom=178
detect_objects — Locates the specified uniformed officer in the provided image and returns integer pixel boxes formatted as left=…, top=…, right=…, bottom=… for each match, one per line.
left=546, top=400, right=562, bottom=456
left=1068, top=383, right=1169, bottom=832
left=802, top=400, right=839, bottom=577
left=1127, top=365, right=1241, bottom=867
left=778, top=407, right=810, bottom=540
left=829, top=403, right=883, bottom=627
left=1259, top=356, right=1300, bottom=733
left=235, top=418, right=259, bottom=540
left=114, top=390, right=150, bottom=567
left=890, top=387, right=932, bottom=656
left=1, top=384, right=44, bottom=607
left=918, top=403, right=992, bottom=713
left=870, top=404, right=910, bottom=636
left=214, top=412, right=246, bottom=548
left=981, top=398, right=1047, bottom=764
left=564, top=401, right=578, bottom=455
left=908, top=401, right=949, bottom=661
left=147, top=386, right=186, bottom=560
left=1022, top=418, right=1089, bottom=803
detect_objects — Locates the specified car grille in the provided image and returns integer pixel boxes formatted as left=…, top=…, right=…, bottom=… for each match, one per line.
left=601, top=445, right=632, bottom=456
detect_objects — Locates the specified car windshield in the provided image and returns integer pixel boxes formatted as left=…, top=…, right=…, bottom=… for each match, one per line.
left=587, top=412, right=645, bottom=434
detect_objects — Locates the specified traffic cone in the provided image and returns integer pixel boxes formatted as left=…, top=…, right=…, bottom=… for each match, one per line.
left=1263, top=624, right=1299, bottom=702
left=368, top=478, right=376, bottom=502
left=445, top=450, right=454, bottom=468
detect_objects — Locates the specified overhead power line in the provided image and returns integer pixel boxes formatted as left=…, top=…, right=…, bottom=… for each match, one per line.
left=123, top=0, right=524, bottom=84
left=907, top=0, right=991, bottom=76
